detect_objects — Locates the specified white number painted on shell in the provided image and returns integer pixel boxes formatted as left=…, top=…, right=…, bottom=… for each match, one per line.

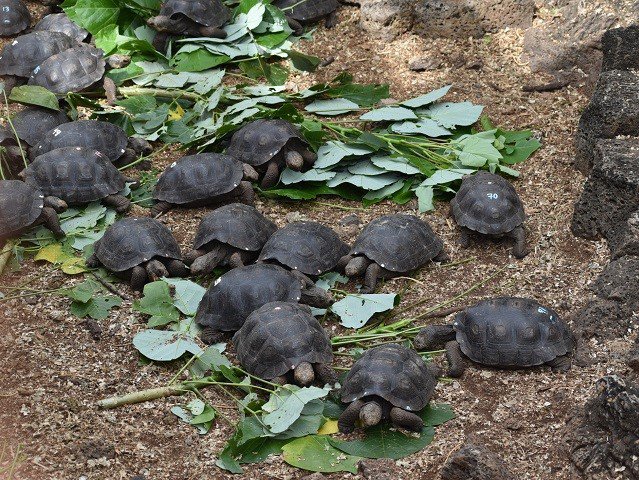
left=2, top=6, right=10, bottom=12
left=487, top=192, right=499, bottom=200
left=537, top=307, right=548, bottom=315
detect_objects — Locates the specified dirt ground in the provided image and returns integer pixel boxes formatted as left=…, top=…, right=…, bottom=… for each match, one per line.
left=0, top=4, right=632, bottom=480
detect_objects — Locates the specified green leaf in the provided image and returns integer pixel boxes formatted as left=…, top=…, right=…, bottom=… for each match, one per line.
left=415, top=185, right=434, bottom=212
left=331, top=294, right=398, bottom=328
left=9, top=86, right=60, bottom=110
left=162, top=278, right=206, bottom=317
left=190, top=345, right=232, bottom=377
left=279, top=168, right=336, bottom=185
left=305, top=98, right=360, bottom=116
left=286, top=49, right=320, bottom=72
left=370, top=155, right=421, bottom=174
left=261, top=385, right=331, bottom=434
left=401, top=85, right=452, bottom=108
left=64, top=0, right=120, bottom=34
left=326, top=172, right=402, bottom=190
left=282, top=435, right=361, bottom=473
left=65, top=279, right=100, bottom=303
left=326, top=83, right=389, bottom=107
left=360, top=106, right=417, bottom=122
left=314, top=141, right=374, bottom=169
left=390, top=119, right=451, bottom=137
left=132, top=329, right=202, bottom=361
left=132, top=281, right=180, bottom=327
left=424, top=101, right=484, bottom=129
left=70, top=295, right=122, bottom=320
left=173, top=50, right=230, bottom=72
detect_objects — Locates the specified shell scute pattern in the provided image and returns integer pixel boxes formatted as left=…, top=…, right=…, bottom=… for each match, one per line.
left=94, top=217, right=182, bottom=272
left=195, top=264, right=301, bottom=332
left=341, top=344, right=436, bottom=411
left=29, top=45, right=105, bottom=94
left=34, top=13, right=89, bottom=42
left=352, top=214, right=444, bottom=272
left=24, top=147, right=124, bottom=204
left=233, top=302, right=333, bottom=379
left=0, top=31, right=77, bottom=77
left=273, top=0, right=339, bottom=22
left=153, top=153, right=243, bottom=204
left=258, top=221, right=349, bottom=275
left=193, top=204, right=277, bottom=251
left=0, top=180, right=43, bottom=240
left=12, top=107, right=70, bottom=147
left=451, top=171, right=525, bottom=235
left=454, top=297, right=574, bottom=367
left=160, top=0, right=230, bottom=27
left=0, top=0, right=30, bottom=36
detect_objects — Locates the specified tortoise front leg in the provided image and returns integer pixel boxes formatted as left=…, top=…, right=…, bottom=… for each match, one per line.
left=103, top=77, right=118, bottom=106
left=293, top=361, right=315, bottom=386
left=445, top=340, right=466, bottom=378
left=389, top=407, right=423, bottom=432
left=150, top=200, right=172, bottom=217
left=183, top=248, right=207, bottom=266
left=284, top=150, right=304, bottom=171
left=361, top=262, right=381, bottom=294
left=163, top=258, right=189, bottom=278
left=190, top=243, right=231, bottom=275
left=201, top=327, right=227, bottom=345
left=458, top=227, right=472, bottom=248
left=145, top=259, right=169, bottom=281
left=546, top=354, right=572, bottom=372
left=232, top=181, right=255, bottom=206
left=39, top=207, right=65, bottom=238
left=314, top=363, right=338, bottom=386
left=199, top=25, right=227, bottom=39
left=510, top=225, right=528, bottom=259
left=102, top=194, right=130, bottom=213
left=301, top=149, right=317, bottom=166
left=130, top=265, right=148, bottom=291
left=338, top=399, right=365, bottom=433
left=242, top=163, right=260, bottom=182
left=86, top=251, right=101, bottom=269
left=227, top=250, right=255, bottom=269
left=43, top=196, right=67, bottom=213
left=286, top=17, right=304, bottom=36
left=152, top=32, right=170, bottom=52
left=433, top=248, right=450, bottom=263
left=413, top=324, right=456, bottom=350
left=261, top=161, right=280, bottom=189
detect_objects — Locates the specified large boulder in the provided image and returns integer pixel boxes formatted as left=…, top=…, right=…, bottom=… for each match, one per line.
left=602, top=25, right=639, bottom=72
left=440, top=442, right=513, bottom=480
left=566, top=375, right=639, bottom=479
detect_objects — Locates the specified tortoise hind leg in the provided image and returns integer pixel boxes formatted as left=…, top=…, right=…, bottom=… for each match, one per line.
left=39, top=207, right=65, bottom=238
left=510, top=225, right=528, bottom=259
left=445, top=340, right=466, bottom=378
left=458, top=227, right=472, bottom=248
left=227, top=250, right=255, bottom=269
left=361, top=262, right=381, bottom=294
left=547, top=354, right=572, bottom=372
left=413, top=324, right=456, bottom=350
left=338, top=399, right=365, bottom=433
left=389, top=407, right=423, bottom=432
left=261, top=161, right=280, bottom=189
left=103, top=194, right=130, bottom=213
left=150, top=201, right=172, bottom=217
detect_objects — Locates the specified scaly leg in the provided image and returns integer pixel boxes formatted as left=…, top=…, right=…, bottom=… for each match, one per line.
left=445, top=340, right=466, bottom=378
left=190, top=244, right=231, bottom=276
left=39, top=207, right=64, bottom=238
left=150, top=201, right=172, bottom=217
left=413, top=324, right=456, bottom=350
left=338, top=399, right=365, bottom=433
left=164, top=259, right=189, bottom=278
left=314, top=363, right=338, bottom=386
left=201, top=327, right=226, bottom=345
left=199, top=26, right=227, bottom=39
left=510, top=225, right=528, bottom=259
left=361, top=262, right=381, bottom=294
left=261, top=161, right=280, bottom=189
left=103, top=77, right=118, bottom=106
left=145, top=259, right=169, bottom=281
left=389, top=407, right=423, bottom=432
left=130, top=265, right=148, bottom=291
left=183, top=248, right=207, bottom=266
left=345, top=255, right=371, bottom=277
left=293, top=361, right=315, bottom=386
left=102, top=194, right=130, bottom=213
left=458, top=227, right=472, bottom=248
left=546, top=354, right=572, bottom=372
left=325, top=10, right=339, bottom=28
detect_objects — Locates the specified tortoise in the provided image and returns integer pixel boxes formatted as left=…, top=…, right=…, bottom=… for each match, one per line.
left=273, top=0, right=340, bottom=35
left=226, top=119, right=317, bottom=189
left=28, top=44, right=122, bottom=105
left=0, top=124, right=25, bottom=176
left=338, top=343, right=439, bottom=433
left=339, top=214, right=448, bottom=293
left=450, top=171, right=527, bottom=258
left=12, top=106, right=70, bottom=148
left=30, top=120, right=152, bottom=166
left=33, top=13, right=90, bottom=42
left=413, top=297, right=575, bottom=376
left=0, top=179, right=66, bottom=242
left=151, top=153, right=255, bottom=217
left=184, top=203, right=277, bottom=275
left=147, top=0, right=231, bottom=51
left=195, top=263, right=333, bottom=344
left=23, top=146, right=133, bottom=213
left=233, top=301, right=337, bottom=386
left=258, top=221, right=349, bottom=276
left=0, top=31, right=79, bottom=93
left=87, top=217, right=189, bottom=291
left=0, top=0, right=30, bottom=37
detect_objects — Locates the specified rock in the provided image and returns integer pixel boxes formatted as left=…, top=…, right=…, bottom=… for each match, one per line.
left=602, top=25, right=639, bottom=72
left=359, top=0, right=414, bottom=41
left=299, top=473, right=325, bottom=480
left=574, top=71, right=639, bottom=174
left=408, top=56, right=442, bottom=71
left=358, top=458, right=398, bottom=480
left=567, top=375, right=639, bottom=478
left=440, top=442, right=513, bottom=480
left=339, top=213, right=361, bottom=227
left=78, top=439, right=116, bottom=460
left=572, top=256, right=639, bottom=340
left=627, top=340, right=639, bottom=372
left=571, top=138, right=639, bottom=254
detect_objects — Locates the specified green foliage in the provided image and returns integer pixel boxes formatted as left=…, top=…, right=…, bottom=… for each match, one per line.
left=133, top=281, right=180, bottom=327
left=65, top=279, right=122, bottom=320
left=282, top=435, right=361, bottom=473
left=8, top=86, right=60, bottom=110
left=331, top=294, right=399, bottom=329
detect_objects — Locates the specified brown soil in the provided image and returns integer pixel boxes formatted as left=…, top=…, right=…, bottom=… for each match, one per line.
left=1, top=4, right=633, bottom=480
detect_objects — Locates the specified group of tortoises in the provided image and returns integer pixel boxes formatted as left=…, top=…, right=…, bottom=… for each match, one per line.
left=0, top=0, right=577, bottom=437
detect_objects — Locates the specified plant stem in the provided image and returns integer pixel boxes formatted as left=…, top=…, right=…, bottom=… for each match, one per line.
left=0, top=240, right=16, bottom=277
left=97, top=385, right=190, bottom=408
left=118, top=86, right=203, bottom=103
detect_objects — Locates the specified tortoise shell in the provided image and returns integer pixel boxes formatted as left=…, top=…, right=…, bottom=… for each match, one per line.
left=28, top=44, right=105, bottom=94
left=226, top=119, right=309, bottom=167
left=153, top=153, right=243, bottom=205
left=0, top=31, right=78, bottom=78
left=451, top=171, right=525, bottom=235
left=159, top=0, right=230, bottom=27
left=93, top=217, right=182, bottom=272
left=0, top=180, right=44, bottom=241
left=233, top=301, right=333, bottom=380
left=195, top=264, right=302, bottom=332
left=31, top=120, right=129, bottom=162
left=12, top=107, right=70, bottom=147
left=24, top=147, right=125, bottom=205
left=341, top=343, right=436, bottom=411
left=258, top=221, right=349, bottom=276
left=193, top=203, right=277, bottom=252
left=273, top=0, right=340, bottom=23
left=351, top=214, right=444, bottom=272
left=0, top=0, right=30, bottom=36
left=34, top=13, right=89, bottom=42
left=453, top=297, right=574, bottom=367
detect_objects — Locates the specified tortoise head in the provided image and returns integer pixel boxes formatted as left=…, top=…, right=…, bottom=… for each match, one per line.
left=147, top=15, right=172, bottom=32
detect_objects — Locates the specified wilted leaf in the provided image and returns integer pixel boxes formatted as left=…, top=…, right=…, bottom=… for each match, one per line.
left=360, top=106, right=417, bottom=122
left=132, top=329, right=202, bottom=361
left=318, top=419, right=339, bottom=434
left=401, top=85, right=452, bottom=108
left=305, top=98, right=360, bottom=116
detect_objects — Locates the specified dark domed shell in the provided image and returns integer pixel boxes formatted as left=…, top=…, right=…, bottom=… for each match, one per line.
left=233, top=301, right=333, bottom=380
left=0, top=180, right=43, bottom=240
left=34, top=13, right=89, bottom=42
left=0, top=0, right=30, bottom=36
left=341, top=343, right=436, bottom=411
left=352, top=214, right=444, bottom=272
left=453, top=297, right=574, bottom=367
left=451, top=172, right=525, bottom=235
left=160, top=0, right=230, bottom=27
left=153, top=153, right=243, bottom=205
left=0, top=31, right=78, bottom=78
left=24, top=147, right=125, bottom=205
left=226, top=119, right=308, bottom=167
left=32, top=120, right=129, bottom=162
left=28, top=44, right=105, bottom=94
left=12, top=107, right=70, bottom=147
left=193, top=203, right=276, bottom=252
left=273, top=0, right=339, bottom=22
left=93, top=217, right=182, bottom=272
left=195, top=264, right=302, bottom=332
left=259, top=221, right=349, bottom=276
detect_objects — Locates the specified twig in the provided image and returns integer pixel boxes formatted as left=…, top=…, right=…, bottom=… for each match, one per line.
left=0, top=240, right=16, bottom=277
left=91, top=272, right=131, bottom=301
left=97, top=385, right=189, bottom=408
left=522, top=80, right=569, bottom=93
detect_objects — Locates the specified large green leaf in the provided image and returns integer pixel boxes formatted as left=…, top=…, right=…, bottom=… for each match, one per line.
left=330, top=294, right=399, bottom=328
left=132, top=281, right=180, bottom=327
left=261, top=385, right=330, bottom=434
left=132, top=329, right=202, bottom=361
left=8, top=86, right=59, bottom=110
left=282, top=435, right=361, bottom=473
left=64, top=0, right=120, bottom=34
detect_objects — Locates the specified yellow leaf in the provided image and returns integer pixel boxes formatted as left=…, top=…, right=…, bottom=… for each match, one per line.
left=318, top=419, right=339, bottom=435
left=34, top=244, right=64, bottom=263
left=168, top=104, right=185, bottom=121
left=61, top=257, right=87, bottom=275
